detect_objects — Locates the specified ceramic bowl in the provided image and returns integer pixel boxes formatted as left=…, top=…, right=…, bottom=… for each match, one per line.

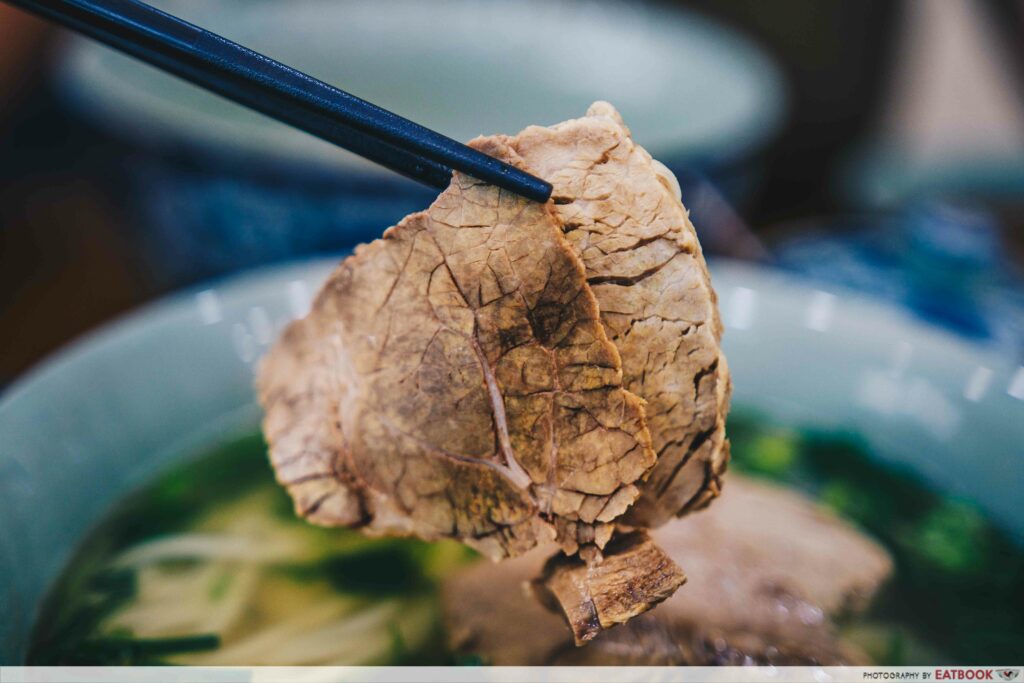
left=2, top=258, right=1021, bottom=663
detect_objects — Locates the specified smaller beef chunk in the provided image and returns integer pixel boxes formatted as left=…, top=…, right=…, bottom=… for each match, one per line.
left=444, top=475, right=893, bottom=665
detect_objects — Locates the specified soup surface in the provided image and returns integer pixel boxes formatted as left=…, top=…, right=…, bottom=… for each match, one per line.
left=29, top=433, right=477, bottom=665
left=29, top=416, right=1024, bottom=665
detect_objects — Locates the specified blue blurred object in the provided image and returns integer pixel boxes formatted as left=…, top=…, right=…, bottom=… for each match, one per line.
left=54, top=0, right=784, bottom=288
left=129, top=157, right=435, bottom=285
left=773, top=202, right=1024, bottom=357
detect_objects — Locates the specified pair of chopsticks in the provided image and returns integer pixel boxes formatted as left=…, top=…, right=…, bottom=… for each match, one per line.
left=5, top=0, right=553, bottom=203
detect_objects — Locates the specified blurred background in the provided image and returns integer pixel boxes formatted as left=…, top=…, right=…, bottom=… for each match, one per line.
left=2, top=0, right=1024, bottom=387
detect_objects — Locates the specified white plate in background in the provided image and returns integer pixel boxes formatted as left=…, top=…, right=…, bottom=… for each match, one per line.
left=56, top=0, right=785, bottom=175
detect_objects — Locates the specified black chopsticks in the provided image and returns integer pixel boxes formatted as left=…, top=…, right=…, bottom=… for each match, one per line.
left=5, top=0, right=553, bottom=202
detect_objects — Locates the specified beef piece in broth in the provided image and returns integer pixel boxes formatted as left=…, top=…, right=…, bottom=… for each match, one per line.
left=443, top=476, right=893, bottom=664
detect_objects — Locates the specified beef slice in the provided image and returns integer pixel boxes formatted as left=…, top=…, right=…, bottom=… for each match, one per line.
left=259, top=103, right=730, bottom=636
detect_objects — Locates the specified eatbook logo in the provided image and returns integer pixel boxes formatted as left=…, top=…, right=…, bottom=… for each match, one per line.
left=997, top=671, right=1020, bottom=682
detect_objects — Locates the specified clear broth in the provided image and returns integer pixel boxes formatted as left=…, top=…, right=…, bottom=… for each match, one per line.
left=29, top=417, right=1024, bottom=665
left=28, top=433, right=475, bottom=665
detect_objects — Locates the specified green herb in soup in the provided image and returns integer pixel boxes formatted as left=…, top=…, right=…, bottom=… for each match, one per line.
left=28, top=434, right=476, bottom=665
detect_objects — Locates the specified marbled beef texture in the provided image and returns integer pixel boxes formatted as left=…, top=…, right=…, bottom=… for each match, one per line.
left=259, top=135, right=655, bottom=561
left=507, top=102, right=730, bottom=527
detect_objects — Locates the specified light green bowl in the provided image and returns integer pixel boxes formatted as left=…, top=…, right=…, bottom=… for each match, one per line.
left=2, top=258, right=1021, bottom=663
